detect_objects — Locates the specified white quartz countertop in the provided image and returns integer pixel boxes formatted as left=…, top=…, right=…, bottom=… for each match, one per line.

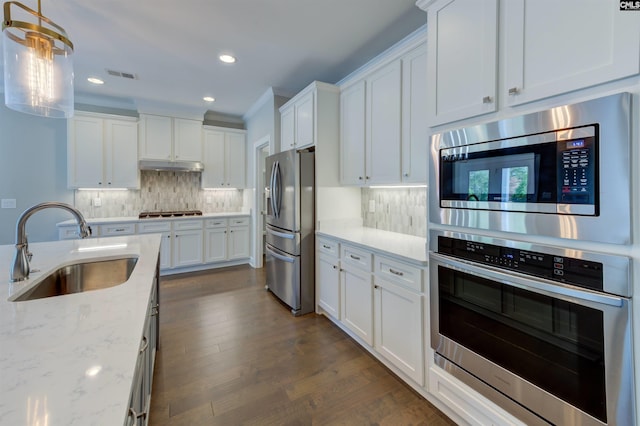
left=316, top=226, right=427, bottom=265
left=0, top=234, right=161, bottom=426
left=57, top=211, right=250, bottom=226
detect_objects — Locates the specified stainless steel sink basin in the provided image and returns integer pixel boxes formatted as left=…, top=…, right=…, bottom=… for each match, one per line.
left=12, top=257, right=138, bottom=301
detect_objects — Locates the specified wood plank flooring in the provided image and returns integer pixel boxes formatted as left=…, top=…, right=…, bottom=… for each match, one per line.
left=148, top=265, right=455, bottom=425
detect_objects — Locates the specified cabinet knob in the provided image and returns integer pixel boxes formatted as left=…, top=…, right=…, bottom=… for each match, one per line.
left=98, top=182, right=102, bottom=185
left=374, top=285, right=379, bottom=290
left=508, top=87, right=520, bottom=96
left=482, top=96, right=493, bottom=104
left=403, top=173, right=409, bottom=177
left=366, top=176, right=370, bottom=180
left=358, top=176, right=363, bottom=180
left=108, top=182, right=112, bottom=185
left=332, top=265, right=337, bottom=269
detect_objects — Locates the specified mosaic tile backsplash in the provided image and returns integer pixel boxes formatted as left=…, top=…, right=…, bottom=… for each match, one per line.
left=75, top=171, right=245, bottom=218
left=361, top=188, right=427, bottom=238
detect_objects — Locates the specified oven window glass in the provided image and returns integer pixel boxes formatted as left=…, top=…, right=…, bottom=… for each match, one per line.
left=438, top=266, right=606, bottom=422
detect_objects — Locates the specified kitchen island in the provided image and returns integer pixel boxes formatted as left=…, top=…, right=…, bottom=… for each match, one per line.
left=0, top=234, right=161, bottom=425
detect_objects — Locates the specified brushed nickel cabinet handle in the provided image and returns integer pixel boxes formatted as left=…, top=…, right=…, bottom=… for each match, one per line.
left=350, top=254, right=361, bottom=261
left=508, top=87, right=520, bottom=95
left=482, top=96, right=493, bottom=103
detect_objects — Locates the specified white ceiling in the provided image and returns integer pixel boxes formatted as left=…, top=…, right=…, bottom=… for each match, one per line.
left=1, top=0, right=426, bottom=119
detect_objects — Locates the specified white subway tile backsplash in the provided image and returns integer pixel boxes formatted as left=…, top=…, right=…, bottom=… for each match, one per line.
left=75, top=171, right=244, bottom=218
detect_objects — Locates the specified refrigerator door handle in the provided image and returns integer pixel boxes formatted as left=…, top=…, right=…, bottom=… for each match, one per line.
left=266, top=245, right=295, bottom=263
left=274, top=161, right=282, bottom=218
left=269, top=161, right=278, bottom=218
left=266, top=227, right=295, bottom=240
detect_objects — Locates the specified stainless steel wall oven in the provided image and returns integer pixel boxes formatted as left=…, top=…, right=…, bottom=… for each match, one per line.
left=430, top=92, right=632, bottom=244
left=429, top=230, right=634, bottom=425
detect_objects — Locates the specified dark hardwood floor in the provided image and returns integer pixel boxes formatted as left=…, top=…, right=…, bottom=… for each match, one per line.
left=148, top=265, right=455, bottom=425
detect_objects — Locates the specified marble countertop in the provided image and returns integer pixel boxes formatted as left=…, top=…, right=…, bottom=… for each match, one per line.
left=57, top=211, right=250, bottom=226
left=0, top=234, right=161, bottom=425
left=316, top=226, right=428, bottom=265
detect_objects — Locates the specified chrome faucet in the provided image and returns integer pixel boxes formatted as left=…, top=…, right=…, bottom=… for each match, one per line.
left=10, top=202, right=92, bottom=282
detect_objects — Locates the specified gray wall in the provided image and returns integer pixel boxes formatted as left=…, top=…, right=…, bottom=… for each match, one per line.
left=0, top=104, right=73, bottom=244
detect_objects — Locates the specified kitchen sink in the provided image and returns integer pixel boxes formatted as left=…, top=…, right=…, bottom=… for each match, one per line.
left=12, top=257, right=138, bottom=301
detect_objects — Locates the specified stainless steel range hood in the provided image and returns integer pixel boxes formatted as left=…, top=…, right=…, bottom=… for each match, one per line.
left=138, top=160, right=204, bottom=172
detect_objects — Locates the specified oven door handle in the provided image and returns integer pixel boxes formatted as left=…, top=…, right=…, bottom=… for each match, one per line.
left=430, top=252, right=625, bottom=307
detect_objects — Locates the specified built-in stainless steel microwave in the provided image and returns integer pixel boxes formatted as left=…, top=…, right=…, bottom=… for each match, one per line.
left=430, top=93, right=632, bottom=245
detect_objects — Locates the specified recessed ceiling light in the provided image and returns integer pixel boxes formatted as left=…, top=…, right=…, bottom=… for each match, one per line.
left=203, top=96, right=215, bottom=102
left=87, top=77, right=104, bottom=85
left=219, top=54, right=236, bottom=64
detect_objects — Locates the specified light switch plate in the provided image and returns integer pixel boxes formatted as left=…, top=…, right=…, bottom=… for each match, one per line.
left=93, top=198, right=102, bottom=207
left=1, top=198, right=16, bottom=209
left=368, top=200, right=375, bottom=213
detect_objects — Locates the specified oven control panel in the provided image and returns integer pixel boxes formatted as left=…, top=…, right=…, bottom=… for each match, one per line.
left=438, top=236, right=603, bottom=292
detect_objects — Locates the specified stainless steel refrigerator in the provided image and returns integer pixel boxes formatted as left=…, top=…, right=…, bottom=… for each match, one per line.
left=265, top=148, right=315, bottom=316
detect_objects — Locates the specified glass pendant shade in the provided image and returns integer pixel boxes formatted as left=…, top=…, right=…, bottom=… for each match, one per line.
left=2, top=1, right=74, bottom=118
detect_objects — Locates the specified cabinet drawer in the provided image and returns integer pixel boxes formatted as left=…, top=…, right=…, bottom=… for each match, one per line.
left=228, top=217, right=250, bottom=227
left=138, top=221, right=171, bottom=234
left=317, top=238, right=339, bottom=257
left=341, top=244, right=372, bottom=271
left=375, top=255, right=422, bottom=293
left=100, top=222, right=137, bottom=236
left=173, top=219, right=203, bottom=231
left=205, top=218, right=228, bottom=228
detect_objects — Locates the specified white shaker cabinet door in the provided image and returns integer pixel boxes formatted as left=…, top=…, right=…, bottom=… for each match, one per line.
left=225, top=131, right=246, bottom=188
left=340, top=80, right=366, bottom=185
left=202, top=129, right=226, bottom=188
left=228, top=225, right=250, bottom=259
left=503, top=0, right=640, bottom=106
left=173, top=229, right=203, bottom=268
left=68, top=115, right=104, bottom=188
left=317, top=252, right=340, bottom=319
left=204, top=227, right=227, bottom=263
left=401, top=44, right=428, bottom=183
left=105, top=119, right=139, bottom=188
left=374, top=278, right=424, bottom=385
left=426, top=0, right=498, bottom=126
left=139, top=114, right=172, bottom=160
left=280, top=106, right=295, bottom=152
left=173, top=118, right=202, bottom=162
left=366, top=60, right=402, bottom=184
left=294, top=90, right=314, bottom=149
left=340, top=263, right=373, bottom=346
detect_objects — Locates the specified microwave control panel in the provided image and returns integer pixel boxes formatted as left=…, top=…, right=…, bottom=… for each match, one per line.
left=557, top=135, right=597, bottom=205
left=437, top=236, right=603, bottom=292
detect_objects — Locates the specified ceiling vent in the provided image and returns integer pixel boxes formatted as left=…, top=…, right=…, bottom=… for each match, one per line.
left=106, top=69, right=138, bottom=80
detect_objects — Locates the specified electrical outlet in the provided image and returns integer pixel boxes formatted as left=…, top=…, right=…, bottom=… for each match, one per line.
left=368, top=200, right=375, bottom=213
left=1, top=198, right=16, bottom=209
left=93, top=198, right=102, bottom=207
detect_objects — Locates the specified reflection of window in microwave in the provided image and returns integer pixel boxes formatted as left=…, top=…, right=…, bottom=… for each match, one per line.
left=454, top=153, right=537, bottom=202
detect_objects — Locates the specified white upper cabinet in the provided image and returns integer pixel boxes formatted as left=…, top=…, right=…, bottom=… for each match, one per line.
left=339, top=35, right=426, bottom=186
left=139, top=114, right=202, bottom=161
left=503, top=0, right=640, bottom=106
left=401, top=44, right=428, bottom=183
left=425, top=0, right=498, bottom=126
left=419, top=0, right=640, bottom=126
left=280, top=89, right=315, bottom=152
left=366, top=60, right=402, bottom=185
left=340, top=81, right=366, bottom=185
left=68, top=112, right=139, bottom=189
left=173, top=118, right=203, bottom=161
left=202, top=126, right=246, bottom=188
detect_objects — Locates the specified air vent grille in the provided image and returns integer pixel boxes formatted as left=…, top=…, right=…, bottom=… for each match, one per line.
left=106, top=69, right=138, bottom=79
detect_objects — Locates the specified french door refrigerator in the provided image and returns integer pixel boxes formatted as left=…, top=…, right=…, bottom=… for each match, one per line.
left=265, top=149, right=315, bottom=316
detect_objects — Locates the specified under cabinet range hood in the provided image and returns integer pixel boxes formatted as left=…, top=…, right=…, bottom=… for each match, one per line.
left=138, top=160, right=204, bottom=172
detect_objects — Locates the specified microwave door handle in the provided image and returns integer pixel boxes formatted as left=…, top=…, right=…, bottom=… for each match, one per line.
left=430, top=252, right=624, bottom=308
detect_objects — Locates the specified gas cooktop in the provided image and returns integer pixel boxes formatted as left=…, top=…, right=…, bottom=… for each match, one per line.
left=138, top=210, right=203, bottom=219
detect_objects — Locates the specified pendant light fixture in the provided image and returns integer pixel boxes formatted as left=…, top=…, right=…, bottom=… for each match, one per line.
left=2, top=0, right=74, bottom=118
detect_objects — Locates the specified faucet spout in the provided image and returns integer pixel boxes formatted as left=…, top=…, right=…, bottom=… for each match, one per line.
left=10, top=202, right=91, bottom=282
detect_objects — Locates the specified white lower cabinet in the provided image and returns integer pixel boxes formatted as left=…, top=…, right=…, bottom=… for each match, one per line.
left=317, top=237, right=341, bottom=319
left=138, top=221, right=173, bottom=270
left=127, top=262, right=159, bottom=426
left=173, top=229, right=203, bottom=267
left=204, top=217, right=250, bottom=263
left=339, top=244, right=374, bottom=346
left=204, top=225, right=227, bottom=263
left=316, top=236, right=426, bottom=390
left=374, top=277, right=423, bottom=386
